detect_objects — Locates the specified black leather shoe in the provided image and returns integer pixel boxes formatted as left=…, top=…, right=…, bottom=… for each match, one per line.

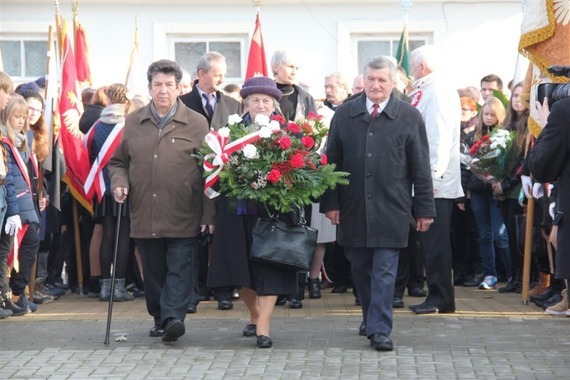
left=256, top=335, right=273, bottom=348
left=410, top=302, right=439, bottom=314
left=393, top=297, right=405, bottom=308
left=275, top=295, right=287, bottom=306
left=369, top=333, right=393, bottom=351
left=218, top=300, right=233, bottom=310
left=463, top=273, right=484, bottom=287
left=187, top=304, right=197, bottom=314
left=162, top=318, right=185, bottom=343
left=331, top=285, right=348, bottom=294
left=408, top=287, right=427, bottom=297
left=359, top=322, right=366, bottom=336
left=243, top=324, right=257, bottom=337
left=289, top=298, right=303, bottom=309
left=308, top=278, right=322, bottom=299
left=149, top=325, right=164, bottom=337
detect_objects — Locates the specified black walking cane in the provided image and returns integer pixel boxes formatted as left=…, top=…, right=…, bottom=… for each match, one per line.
left=104, top=202, right=123, bottom=345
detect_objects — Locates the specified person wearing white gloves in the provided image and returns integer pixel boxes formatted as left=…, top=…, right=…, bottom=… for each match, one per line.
left=0, top=96, right=41, bottom=316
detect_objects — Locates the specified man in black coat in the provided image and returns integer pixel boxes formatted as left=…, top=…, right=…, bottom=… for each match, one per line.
left=529, top=96, right=570, bottom=311
left=180, top=51, right=240, bottom=312
left=321, top=56, right=436, bottom=351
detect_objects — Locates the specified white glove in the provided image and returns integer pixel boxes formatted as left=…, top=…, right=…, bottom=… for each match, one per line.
left=5, top=215, right=22, bottom=236
left=549, top=203, right=556, bottom=220
left=521, top=175, right=532, bottom=199
left=532, top=183, right=544, bottom=199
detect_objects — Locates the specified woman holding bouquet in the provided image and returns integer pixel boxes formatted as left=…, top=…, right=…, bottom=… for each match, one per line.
left=468, top=97, right=512, bottom=290
left=207, top=76, right=299, bottom=348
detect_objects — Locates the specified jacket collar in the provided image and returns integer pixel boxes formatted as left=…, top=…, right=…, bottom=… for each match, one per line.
left=138, top=98, right=191, bottom=126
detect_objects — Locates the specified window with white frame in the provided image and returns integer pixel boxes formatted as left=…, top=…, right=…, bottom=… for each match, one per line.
left=0, top=38, right=47, bottom=81
left=354, top=34, right=429, bottom=71
left=171, top=36, right=246, bottom=81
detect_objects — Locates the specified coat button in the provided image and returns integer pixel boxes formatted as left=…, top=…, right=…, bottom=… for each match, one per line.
left=367, top=153, right=372, bottom=158
left=153, top=194, right=157, bottom=197
left=154, top=154, right=158, bottom=158
left=366, top=173, right=371, bottom=178
left=152, top=232, right=156, bottom=237
left=368, top=132, right=373, bottom=136
left=367, top=194, right=372, bottom=199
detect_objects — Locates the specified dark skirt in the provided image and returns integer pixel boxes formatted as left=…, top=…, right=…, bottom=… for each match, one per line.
left=207, top=196, right=298, bottom=296
left=93, top=195, right=130, bottom=219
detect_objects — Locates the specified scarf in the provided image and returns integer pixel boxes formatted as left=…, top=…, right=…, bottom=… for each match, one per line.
left=150, top=101, right=178, bottom=130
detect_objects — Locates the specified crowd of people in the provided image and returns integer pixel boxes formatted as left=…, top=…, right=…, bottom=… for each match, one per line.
left=0, top=44, right=568, bottom=352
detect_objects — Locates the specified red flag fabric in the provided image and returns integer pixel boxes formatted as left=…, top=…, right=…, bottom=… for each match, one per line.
left=74, top=19, right=92, bottom=86
left=59, top=34, right=91, bottom=212
left=245, top=13, right=268, bottom=80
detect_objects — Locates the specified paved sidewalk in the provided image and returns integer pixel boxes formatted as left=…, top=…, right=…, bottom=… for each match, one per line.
left=1, top=285, right=569, bottom=379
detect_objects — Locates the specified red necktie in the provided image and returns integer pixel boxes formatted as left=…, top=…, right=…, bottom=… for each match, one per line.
left=370, top=104, right=379, bottom=118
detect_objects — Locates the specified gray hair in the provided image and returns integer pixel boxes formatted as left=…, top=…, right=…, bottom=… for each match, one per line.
left=362, top=56, right=397, bottom=81
left=196, top=51, right=225, bottom=74
left=325, top=72, right=349, bottom=91
left=271, top=49, right=299, bottom=75
left=242, top=94, right=280, bottom=110
left=410, top=44, right=441, bottom=72
left=147, top=59, right=183, bottom=85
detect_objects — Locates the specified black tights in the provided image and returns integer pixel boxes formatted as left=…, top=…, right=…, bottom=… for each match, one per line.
left=100, top=215, right=130, bottom=279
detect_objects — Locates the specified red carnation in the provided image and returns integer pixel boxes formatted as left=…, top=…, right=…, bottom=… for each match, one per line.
left=267, top=169, right=282, bottom=183
left=307, top=111, right=317, bottom=120
left=271, top=114, right=285, bottom=123
left=301, top=122, right=313, bottom=134
left=301, top=136, right=315, bottom=149
left=289, top=154, right=305, bottom=168
left=279, top=136, right=292, bottom=149
left=288, top=122, right=301, bottom=134
left=320, top=154, right=328, bottom=165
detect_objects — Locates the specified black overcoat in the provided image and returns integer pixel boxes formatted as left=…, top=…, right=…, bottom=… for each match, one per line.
left=180, top=88, right=240, bottom=130
left=529, top=97, right=570, bottom=279
left=320, top=92, right=436, bottom=248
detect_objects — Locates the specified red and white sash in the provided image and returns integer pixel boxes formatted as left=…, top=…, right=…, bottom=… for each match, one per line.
left=84, top=122, right=125, bottom=202
left=2, top=137, right=32, bottom=273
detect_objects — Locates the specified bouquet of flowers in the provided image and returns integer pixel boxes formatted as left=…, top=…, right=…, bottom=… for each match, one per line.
left=469, top=128, right=517, bottom=182
left=196, top=112, right=349, bottom=213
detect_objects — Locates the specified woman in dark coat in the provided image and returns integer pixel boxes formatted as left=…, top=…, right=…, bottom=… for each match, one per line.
left=207, top=77, right=298, bottom=349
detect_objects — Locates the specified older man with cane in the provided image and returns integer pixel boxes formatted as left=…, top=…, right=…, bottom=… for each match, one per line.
left=109, top=59, right=215, bottom=344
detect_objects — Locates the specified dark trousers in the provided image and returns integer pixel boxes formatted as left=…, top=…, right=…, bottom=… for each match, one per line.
left=418, top=198, right=456, bottom=310
left=451, top=201, right=481, bottom=279
left=345, top=247, right=399, bottom=337
left=136, top=237, right=198, bottom=326
left=395, top=225, right=425, bottom=298
left=0, top=229, right=13, bottom=293
left=323, top=243, right=353, bottom=287
left=10, top=223, right=40, bottom=295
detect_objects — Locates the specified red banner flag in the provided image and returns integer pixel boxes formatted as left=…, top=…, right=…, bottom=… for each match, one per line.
left=245, top=13, right=268, bottom=80
left=74, top=16, right=92, bottom=86
left=59, top=33, right=91, bottom=212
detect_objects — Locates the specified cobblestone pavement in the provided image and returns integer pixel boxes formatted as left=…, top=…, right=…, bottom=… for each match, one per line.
left=1, top=285, right=569, bottom=379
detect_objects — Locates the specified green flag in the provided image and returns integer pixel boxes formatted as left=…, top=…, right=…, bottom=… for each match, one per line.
left=395, top=25, right=410, bottom=76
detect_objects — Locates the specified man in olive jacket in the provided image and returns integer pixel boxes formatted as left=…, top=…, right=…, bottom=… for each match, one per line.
left=109, top=59, right=215, bottom=344
left=321, top=56, right=435, bottom=351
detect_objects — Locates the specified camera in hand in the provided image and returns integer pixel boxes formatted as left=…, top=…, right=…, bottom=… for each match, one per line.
left=537, top=65, right=570, bottom=107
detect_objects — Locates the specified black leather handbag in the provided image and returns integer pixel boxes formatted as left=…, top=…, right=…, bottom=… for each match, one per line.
left=250, top=216, right=318, bottom=271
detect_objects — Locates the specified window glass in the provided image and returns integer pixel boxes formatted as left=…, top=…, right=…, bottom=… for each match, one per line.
left=0, top=41, right=22, bottom=76
left=25, top=41, right=47, bottom=77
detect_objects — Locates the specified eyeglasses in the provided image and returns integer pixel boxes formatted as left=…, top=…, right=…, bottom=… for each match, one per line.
left=28, top=106, right=44, bottom=115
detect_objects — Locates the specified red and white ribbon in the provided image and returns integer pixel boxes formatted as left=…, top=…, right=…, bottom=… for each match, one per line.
left=203, top=128, right=278, bottom=198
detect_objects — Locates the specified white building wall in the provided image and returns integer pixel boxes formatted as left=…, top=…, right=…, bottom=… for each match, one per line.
left=1, top=1, right=525, bottom=98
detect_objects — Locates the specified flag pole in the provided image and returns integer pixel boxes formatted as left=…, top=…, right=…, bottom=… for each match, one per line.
left=124, top=16, right=139, bottom=85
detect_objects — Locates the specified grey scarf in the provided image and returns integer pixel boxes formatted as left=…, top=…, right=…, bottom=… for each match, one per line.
left=150, top=101, right=178, bottom=130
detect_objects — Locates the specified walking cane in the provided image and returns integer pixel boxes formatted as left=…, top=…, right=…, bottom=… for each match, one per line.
left=104, top=202, right=123, bottom=345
